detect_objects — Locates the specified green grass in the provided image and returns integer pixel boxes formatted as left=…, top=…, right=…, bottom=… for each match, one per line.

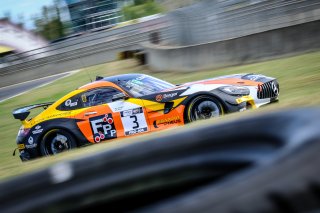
left=0, top=51, right=320, bottom=182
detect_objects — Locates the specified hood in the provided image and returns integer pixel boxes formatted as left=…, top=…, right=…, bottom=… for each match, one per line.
left=165, top=73, right=272, bottom=93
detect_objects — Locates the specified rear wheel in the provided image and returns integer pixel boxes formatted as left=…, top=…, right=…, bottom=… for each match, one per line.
left=40, top=129, right=77, bottom=156
left=185, top=95, right=224, bottom=123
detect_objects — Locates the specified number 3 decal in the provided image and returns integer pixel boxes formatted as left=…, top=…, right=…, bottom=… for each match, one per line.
left=120, top=107, right=148, bottom=135
left=130, top=115, right=139, bottom=129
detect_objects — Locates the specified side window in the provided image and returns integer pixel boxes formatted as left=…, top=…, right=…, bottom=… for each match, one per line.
left=57, top=95, right=83, bottom=111
left=82, top=88, right=123, bottom=107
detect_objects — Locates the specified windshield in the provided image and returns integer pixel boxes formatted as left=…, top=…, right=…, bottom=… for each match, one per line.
left=117, top=75, right=175, bottom=97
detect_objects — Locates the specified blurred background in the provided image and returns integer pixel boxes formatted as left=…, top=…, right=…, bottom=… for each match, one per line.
left=1, top=0, right=319, bottom=88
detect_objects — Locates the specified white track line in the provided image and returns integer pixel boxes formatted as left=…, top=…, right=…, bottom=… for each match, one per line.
left=0, top=70, right=79, bottom=103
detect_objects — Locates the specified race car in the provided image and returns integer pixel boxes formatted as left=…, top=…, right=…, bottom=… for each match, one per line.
left=12, top=73, right=279, bottom=161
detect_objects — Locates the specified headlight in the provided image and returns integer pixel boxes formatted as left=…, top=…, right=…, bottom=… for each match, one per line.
left=219, top=86, right=250, bottom=96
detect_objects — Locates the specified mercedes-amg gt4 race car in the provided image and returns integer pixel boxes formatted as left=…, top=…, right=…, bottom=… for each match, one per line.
left=12, top=73, right=279, bottom=161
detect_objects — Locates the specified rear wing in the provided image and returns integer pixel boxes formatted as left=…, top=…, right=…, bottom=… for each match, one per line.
left=12, top=102, right=54, bottom=121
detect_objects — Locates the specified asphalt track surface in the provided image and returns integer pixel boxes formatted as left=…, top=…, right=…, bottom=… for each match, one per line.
left=0, top=71, right=77, bottom=103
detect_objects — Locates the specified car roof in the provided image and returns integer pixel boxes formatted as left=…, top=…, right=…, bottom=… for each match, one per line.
left=100, top=73, right=146, bottom=83
left=78, top=73, right=146, bottom=91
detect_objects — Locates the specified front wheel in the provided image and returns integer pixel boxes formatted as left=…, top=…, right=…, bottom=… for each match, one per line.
left=185, top=95, right=224, bottom=123
left=40, top=129, right=77, bottom=156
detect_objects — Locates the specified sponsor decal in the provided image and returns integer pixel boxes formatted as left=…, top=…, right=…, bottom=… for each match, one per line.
left=81, top=94, right=87, bottom=103
left=126, top=128, right=147, bottom=135
left=37, top=111, right=72, bottom=123
left=28, top=136, right=34, bottom=144
left=122, top=109, right=133, bottom=117
left=26, top=136, right=37, bottom=148
left=18, top=144, right=25, bottom=149
left=156, top=93, right=178, bottom=102
left=120, top=108, right=143, bottom=117
left=32, top=125, right=43, bottom=134
left=108, top=101, right=141, bottom=112
left=132, top=108, right=141, bottom=114
left=26, top=144, right=37, bottom=149
left=65, top=99, right=78, bottom=107
left=156, top=94, right=163, bottom=102
left=163, top=92, right=178, bottom=99
left=153, top=116, right=181, bottom=128
left=113, top=106, right=124, bottom=112
left=90, top=114, right=117, bottom=143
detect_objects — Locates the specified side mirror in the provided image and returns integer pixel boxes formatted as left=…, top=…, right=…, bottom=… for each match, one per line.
left=112, top=93, right=129, bottom=102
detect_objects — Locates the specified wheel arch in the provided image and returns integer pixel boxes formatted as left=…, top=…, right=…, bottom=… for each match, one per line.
left=38, top=127, right=79, bottom=156
left=38, top=127, right=80, bottom=148
left=34, top=118, right=87, bottom=155
left=183, top=92, right=226, bottom=123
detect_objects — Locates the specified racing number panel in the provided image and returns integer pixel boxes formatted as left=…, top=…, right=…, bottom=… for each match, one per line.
left=119, top=107, right=149, bottom=136
left=76, top=99, right=151, bottom=143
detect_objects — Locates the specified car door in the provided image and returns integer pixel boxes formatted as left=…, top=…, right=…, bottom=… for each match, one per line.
left=140, top=95, right=186, bottom=132
left=76, top=87, right=150, bottom=143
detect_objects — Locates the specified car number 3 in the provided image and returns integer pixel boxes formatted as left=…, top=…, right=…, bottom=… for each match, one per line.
left=130, top=115, right=139, bottom=129
left=120, top=108, right=148, bottom=136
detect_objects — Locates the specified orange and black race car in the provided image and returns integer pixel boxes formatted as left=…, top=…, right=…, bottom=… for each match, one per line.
left=12, top=73, right=279, bottom=161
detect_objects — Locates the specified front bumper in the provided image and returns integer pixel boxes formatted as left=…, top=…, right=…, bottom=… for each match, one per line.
left=221, top=94, right=256, bottom=113
left=236, top=95, right=256, bottom=109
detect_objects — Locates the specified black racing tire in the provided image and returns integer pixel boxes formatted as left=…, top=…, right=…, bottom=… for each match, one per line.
left=185, top=95, right=224, bottom=123
left=40, top=129, right=77, bottom=156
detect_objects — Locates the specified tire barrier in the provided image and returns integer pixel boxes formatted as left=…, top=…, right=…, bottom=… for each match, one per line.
left=0, top=107, right=319, bottom=213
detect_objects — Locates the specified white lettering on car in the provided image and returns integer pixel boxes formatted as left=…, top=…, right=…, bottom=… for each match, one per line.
left=65, top=99, right=78, bottom=107
left=32, top=125, right=43, bottom=134
left=163, top=92, right=178, bottom=99
left=28, top=136, right=33, bottom=144
left=89, top=114, right=117, bottom=142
